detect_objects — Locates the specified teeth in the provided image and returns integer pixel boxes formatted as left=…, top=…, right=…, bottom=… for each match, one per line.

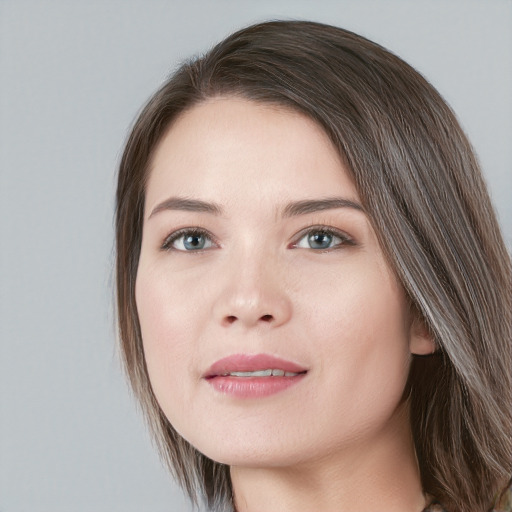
left=229, top=370, right=272, bottom=377
left=222, top=369, right=300, bottom=377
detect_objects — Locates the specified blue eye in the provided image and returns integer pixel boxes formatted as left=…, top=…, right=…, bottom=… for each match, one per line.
left=162, top=229, right=214, bottom=251
left=294, top=228, right=353, bottom=250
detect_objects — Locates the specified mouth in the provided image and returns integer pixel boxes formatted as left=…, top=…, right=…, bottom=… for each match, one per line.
left=204, top=353, right=308, bottom=398
left=211, top=369, right=305, bottom=378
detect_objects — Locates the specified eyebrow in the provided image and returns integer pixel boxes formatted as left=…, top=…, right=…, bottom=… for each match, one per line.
left=148, top=195, right=364, bottom=220
left=149, top=197, right=224, bottom=219
left=281, top=197, right=364, bottom=217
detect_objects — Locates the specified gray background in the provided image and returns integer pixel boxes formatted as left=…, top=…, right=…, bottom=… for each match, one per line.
left=1, top=1, right=510, bottom=511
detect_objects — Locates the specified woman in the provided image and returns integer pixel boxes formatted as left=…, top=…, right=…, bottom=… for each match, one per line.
left=115, top=21, right=511, bottom=512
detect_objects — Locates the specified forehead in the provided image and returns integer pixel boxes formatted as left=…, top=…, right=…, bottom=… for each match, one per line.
left=146, top=97, right=359, bottom=210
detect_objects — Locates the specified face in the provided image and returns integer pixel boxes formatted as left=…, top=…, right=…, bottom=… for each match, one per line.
left=136, top=97, right=432, bottom=468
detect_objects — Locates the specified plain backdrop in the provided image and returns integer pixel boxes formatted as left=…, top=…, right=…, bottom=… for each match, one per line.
left=1, top=1, right=511, bottom=511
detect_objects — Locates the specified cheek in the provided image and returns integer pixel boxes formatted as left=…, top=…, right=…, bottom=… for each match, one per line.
left=136, top=257, right=210, bottom=346
left=134, top=263, right=207, bottom=415
left=297, top=257, right=410, bottom=347
left=296, top=261, right=411, bottom=423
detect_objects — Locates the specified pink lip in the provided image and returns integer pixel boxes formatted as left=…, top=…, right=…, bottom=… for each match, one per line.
left=205, top=353, right=307, bottom=376
left=204, top=353, right=308, bottom=398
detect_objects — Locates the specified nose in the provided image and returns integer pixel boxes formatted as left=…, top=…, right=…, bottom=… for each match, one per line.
left=213, top=254, right=293, bottom=329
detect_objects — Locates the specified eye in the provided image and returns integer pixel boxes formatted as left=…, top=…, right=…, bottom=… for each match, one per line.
left=293, top=227, right=354, bottom=251
left=161, top=228, right=215, bottom=252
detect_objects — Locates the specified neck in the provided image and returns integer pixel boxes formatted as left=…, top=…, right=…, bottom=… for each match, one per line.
left=230, top=402, right=427, bottom=512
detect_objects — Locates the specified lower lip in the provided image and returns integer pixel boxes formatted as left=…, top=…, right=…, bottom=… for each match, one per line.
left=205, top=374, right=306, bottom=398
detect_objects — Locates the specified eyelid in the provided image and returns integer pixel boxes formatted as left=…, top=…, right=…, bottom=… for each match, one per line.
left=160, top=227, right=219, bottom=252
left=290, top=224, right=356, bottom=250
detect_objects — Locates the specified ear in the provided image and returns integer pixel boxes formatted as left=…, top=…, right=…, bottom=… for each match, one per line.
left=409, top=315, right=436, bottom=355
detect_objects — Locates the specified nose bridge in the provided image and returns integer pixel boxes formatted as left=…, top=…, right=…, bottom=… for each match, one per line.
left=214, top=241, right=292, bottom=328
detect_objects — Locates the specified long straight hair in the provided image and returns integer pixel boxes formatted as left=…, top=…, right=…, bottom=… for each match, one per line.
left=116, top=21, right=512, bottom=512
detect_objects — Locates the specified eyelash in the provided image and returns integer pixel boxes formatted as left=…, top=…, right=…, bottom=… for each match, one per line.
left=291, top=224, right=356, bottom=251
left=161, top=227, right=217, bottom=252
left=160, top=225, right=355, bottom=252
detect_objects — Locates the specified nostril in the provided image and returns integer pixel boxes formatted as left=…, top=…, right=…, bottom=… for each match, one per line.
left=222, top=314, right=275, bottom=325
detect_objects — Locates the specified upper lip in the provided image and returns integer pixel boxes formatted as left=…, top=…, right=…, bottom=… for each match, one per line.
left=204, top=353, right=308, bottom=378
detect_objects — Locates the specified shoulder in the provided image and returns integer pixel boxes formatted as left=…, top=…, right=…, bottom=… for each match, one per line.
left=423, top=482, right=512, bottom=512
left=494, top=482, right=512, bottom=512
left=423, top=504, right=446, bottom=512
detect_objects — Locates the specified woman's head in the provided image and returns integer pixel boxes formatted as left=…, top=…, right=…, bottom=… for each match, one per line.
left=135, top=95, right=436, bottom=482
left=116, top=20, right=512, bottom=512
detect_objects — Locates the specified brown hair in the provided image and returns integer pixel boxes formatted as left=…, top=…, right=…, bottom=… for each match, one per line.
left=115, top=20, right=512, bottom=512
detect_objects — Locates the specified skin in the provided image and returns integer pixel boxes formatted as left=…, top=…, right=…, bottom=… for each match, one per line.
left=136, top=97, right=435, bottom=512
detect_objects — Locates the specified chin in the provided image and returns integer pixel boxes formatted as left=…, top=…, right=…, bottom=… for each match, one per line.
left=203, top=449, right=307, bottom=469
left=186, top=432, right=310, bottom=468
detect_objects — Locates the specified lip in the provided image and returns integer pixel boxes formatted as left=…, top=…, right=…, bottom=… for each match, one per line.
left=204, top=353, right=307, bottom=377
left=204, top=353, right=308, bottom=398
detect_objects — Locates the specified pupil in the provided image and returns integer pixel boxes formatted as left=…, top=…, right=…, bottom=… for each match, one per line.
left=184, top=234, right=204, bottom=250
left=309, top=232, right=332, bottom=249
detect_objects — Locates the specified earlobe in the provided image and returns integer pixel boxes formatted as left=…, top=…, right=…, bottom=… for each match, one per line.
left=409, top=316, right=437, bottom=355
